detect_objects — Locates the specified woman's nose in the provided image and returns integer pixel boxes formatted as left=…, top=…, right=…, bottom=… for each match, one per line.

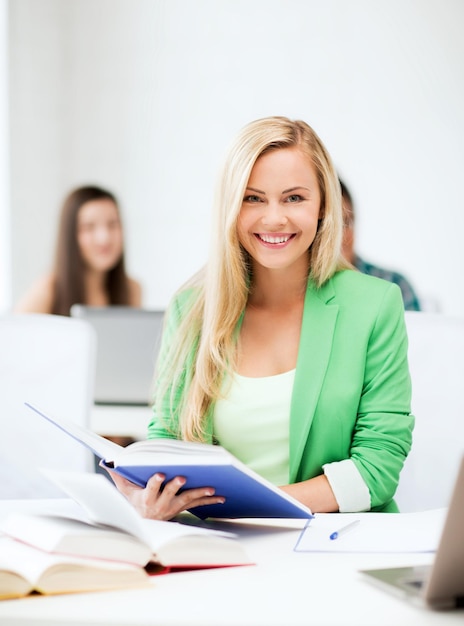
left=94, top=225, right=112, bottom=243
left=261, top=202, right=288, bottom=227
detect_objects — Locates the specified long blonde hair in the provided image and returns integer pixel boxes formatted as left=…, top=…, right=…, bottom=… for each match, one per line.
left=155, top=116, right=348, bottom=441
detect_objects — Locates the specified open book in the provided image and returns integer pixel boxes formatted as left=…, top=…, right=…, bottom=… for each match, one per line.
left=25, top=402, right=313, bottom=520
left=0, top=469, right=253, bottom=571
left=0, top=536, right=149, bottom=600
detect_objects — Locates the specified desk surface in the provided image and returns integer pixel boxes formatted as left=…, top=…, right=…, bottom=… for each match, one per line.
left=0, top=499, right=462, bottom=626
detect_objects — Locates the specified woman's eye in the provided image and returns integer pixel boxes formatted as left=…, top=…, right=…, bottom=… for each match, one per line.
left=78, top=223, right=94, bottom=233
left=243, top=195, right=262, bottom=203
left=286, top=194, right=303, bottom=203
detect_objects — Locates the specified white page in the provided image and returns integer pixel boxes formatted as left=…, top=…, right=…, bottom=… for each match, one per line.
left=26, top=402, right=122, bottom=462
left=294, top=510, right=447, bottom=553
left=41, top=469, right=148, bottom=539
left=0, top=535, right=138, bottom=583
left=41, top=469, right=237, bottom=550
left=25, top=401, right=227, bottom=465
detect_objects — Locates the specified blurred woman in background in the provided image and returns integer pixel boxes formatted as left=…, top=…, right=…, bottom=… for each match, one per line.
left=15, top=185, right=142, bottom=315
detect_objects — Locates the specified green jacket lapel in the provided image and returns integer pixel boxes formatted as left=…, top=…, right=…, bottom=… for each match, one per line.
left=289, top=278, right=339, bottom=482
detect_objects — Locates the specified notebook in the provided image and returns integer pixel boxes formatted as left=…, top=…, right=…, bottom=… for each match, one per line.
left=360, top=455, right=464, bottom=610
left=70, top=305, right=164, bottom=406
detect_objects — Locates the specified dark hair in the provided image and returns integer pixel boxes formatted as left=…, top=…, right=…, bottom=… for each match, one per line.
left=51, top=185, right=131, bottom=315
left=339, top=178, right=355, bottom=226
left=339, top=178, right=353, bottom=207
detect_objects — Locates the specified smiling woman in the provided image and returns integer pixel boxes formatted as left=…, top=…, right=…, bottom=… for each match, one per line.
left=102, top=116, right=415, bottom=522
left=14, top=185, right=142, bottom=316
left=238, top=148, right=322, bottom=277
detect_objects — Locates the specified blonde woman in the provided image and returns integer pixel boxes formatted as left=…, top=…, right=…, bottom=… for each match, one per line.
left=108, top=116, right=414, bottom=520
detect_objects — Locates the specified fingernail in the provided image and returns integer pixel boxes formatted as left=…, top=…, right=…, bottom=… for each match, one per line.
left=205, top=489, right=215, bottom=496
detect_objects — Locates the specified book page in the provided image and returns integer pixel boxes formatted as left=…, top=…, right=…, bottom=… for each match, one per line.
left=123, top=438, right=230, bottom=460
left=25, top=402, right=122, bottom=462
left=25, top=401, right=229, bottom=466
left=41, top=469, right=238, bottom=549
left=0, top=536, right=149, bottom=596
left=41, top=469, right=149, bottom=539
left=0, top=513, right=153, bottom=567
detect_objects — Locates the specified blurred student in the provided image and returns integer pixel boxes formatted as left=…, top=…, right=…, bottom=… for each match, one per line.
left=15, top=185, right=142, bottom=315
left=340, top=179, right=421, bottom=311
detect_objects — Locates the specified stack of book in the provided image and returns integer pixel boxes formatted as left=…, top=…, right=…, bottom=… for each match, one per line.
left=0, top=536, right=150, bottom=599
left=0, top=470, right=253, bottom=600
left=0, top=402, right=314, bottom=600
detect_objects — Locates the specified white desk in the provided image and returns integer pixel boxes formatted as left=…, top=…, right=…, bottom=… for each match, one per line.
left=90, top=405, right=151, bottom=440
left=0, top=500, right=462, bottom=626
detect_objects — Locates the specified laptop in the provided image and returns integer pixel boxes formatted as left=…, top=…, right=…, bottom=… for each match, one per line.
left=360, top=455, right=464, bottom=610
left=70, top=305, right=164, bottom=406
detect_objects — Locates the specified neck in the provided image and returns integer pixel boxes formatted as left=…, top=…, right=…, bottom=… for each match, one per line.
left=84, top=269, right=109, bottom=305
left=248, top=263, right=308, bottom=310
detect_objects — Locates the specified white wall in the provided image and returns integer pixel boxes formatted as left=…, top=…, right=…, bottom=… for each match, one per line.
left=0, top=0, right=10, bottom=311
left=6, top=0, right=464, bottom=315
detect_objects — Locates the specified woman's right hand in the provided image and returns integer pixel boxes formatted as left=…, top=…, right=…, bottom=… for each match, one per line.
left=101, top=465, right=225, bottom=520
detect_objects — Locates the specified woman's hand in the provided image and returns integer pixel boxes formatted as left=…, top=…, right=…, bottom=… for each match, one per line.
left=102, top=465, right=225, bottom=521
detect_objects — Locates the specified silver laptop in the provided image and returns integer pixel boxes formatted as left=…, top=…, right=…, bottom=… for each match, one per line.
left=70, top=305, right=164, bottom=406
left=360, top=455, right=464, bottom=610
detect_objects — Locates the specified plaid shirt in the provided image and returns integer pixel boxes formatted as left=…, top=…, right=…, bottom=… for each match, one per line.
left=354, top=255, right=421, bottom=312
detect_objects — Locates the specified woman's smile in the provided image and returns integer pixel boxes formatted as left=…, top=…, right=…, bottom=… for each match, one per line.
left=255, top=233, right=297, bottom=247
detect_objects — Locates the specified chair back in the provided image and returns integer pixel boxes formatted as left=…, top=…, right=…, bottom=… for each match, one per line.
left=0, top=313, right=96, bottom=497
left=395, top=312, right=464, bottom=511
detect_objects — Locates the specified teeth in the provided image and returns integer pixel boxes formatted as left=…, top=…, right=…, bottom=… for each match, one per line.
left=259, top=234, right=290, bottom=244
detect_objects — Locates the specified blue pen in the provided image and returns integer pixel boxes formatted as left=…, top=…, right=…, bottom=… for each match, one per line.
left=329, top=519, right=360, bottom=540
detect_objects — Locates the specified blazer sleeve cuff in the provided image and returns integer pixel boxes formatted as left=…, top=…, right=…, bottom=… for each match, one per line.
left=322, top=459, right=371, bottom=512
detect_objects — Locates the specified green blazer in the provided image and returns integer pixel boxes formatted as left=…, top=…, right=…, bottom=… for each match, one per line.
left=148, top=269, right=414, bottom=513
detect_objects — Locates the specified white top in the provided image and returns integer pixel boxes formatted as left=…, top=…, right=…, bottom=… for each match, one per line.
left=214, top=370, right=293, bottom=485
left=214, top=370, right=371, bottom=512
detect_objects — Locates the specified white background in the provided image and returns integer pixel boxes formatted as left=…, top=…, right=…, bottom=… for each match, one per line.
left=2, top=0, right=464, bottom=314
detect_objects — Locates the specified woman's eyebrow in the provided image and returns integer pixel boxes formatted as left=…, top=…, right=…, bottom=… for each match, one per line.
left=282, top=186, right=310, bottom=194
left=245, top=185, right=311, bottom=195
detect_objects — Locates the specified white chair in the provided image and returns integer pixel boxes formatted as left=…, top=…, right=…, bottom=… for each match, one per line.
left=0, top=313, right=97, bottom=498
left=395, top=311, right=464, bottom=512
